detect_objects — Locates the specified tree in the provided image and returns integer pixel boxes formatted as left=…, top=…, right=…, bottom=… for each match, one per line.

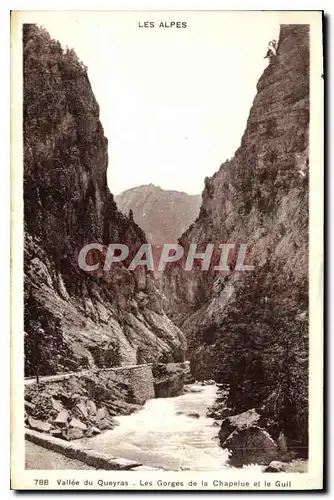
left=264, top=39, right=278, bottom=60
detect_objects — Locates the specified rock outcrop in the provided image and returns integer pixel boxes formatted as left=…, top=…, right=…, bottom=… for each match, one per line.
left=23, top=24, right=186, bottom=375
left=115, top=185, right=201, bottom=245
left=223, top=427, right=279, bottom=467
left=153, top=363, right=186, bottom=398
left=218, top=409, right=261, bottom=444
left=218, top=408, right=280, bottom=466
left=164, top=25, right=309, bottom=453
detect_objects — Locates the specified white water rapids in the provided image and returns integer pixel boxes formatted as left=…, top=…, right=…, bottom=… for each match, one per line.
left=80, top=384, right=261, bottom=471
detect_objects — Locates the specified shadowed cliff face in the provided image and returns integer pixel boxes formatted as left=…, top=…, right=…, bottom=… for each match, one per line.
left=23, top=24, right=186, bottom=375
left=164, top=25, right=309, bottom=450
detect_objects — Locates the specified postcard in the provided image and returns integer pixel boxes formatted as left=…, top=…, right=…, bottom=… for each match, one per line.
left=11, top=10, right=324, bottom=490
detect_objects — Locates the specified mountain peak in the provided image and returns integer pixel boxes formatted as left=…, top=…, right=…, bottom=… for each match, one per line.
left=115, top=185, right=201, bottom=245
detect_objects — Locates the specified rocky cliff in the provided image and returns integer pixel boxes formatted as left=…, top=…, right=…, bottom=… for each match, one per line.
left=23, top=24, right=186, bottom=376
left=115, top=185, right=201, bottom=245
left=164, top=25, right=309, bottom=452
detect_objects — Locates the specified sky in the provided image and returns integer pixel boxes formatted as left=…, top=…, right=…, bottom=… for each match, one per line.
left=25, top=11, right=280, bottom=195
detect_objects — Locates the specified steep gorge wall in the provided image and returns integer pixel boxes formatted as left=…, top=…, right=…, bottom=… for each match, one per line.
left=164, top=25, right=310, bottom=449
left=23, top=24, right=186, bottom=376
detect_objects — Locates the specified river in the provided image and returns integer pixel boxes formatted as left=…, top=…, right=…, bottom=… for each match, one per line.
left=80, top=384, right=239, bottom=470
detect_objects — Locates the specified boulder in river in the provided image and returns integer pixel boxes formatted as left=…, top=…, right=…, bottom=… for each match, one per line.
left=188, top=412, right=200, bottom=419
left=91, top=426, right=101, bottom=435
left=154, top=373, right=184, bottom=398
left=212, top=421, right=221, bottom=427
left=184, top=386, right=202, bottom=394
left=264, top=460, right=308, bottom=473
left=218, top=408, right=280, bottom=466
left=264, top=460, right=289, bottom=472
left=218, top=408, right=261, bottom=444
left=153, top=364, right=185, bottom=398
left=222, top=426, right=279, bottom=466
left=95, top=418, right=115, bottom=431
